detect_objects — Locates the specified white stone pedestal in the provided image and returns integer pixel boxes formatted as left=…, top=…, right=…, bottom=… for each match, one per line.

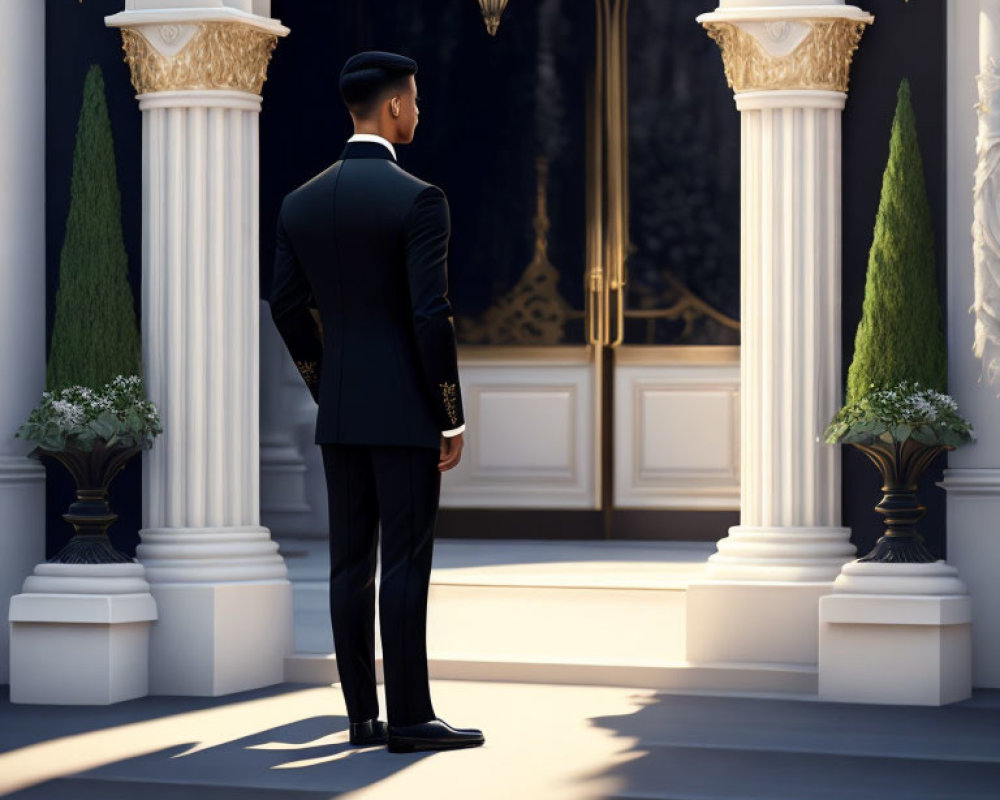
left=8, top=563, right=157, bottom=704
left=818, top=561, right=972, bottom=706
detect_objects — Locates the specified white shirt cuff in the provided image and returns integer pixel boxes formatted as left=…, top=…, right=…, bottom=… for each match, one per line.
left=441, top=424, right=465, bottom=438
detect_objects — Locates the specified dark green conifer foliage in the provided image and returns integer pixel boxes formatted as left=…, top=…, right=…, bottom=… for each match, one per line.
left=47, top=64, right=141, bottom=392
left=845, top=78, right=947, bottom=405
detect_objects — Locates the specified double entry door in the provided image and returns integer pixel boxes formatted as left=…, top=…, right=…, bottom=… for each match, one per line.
left=430, top=0, right=742, bottom=538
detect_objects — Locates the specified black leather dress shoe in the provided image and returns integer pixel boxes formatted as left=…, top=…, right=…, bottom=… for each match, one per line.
left=387, top=717, right=485, bottom=753
left=349, top=718, right=388, bottom=746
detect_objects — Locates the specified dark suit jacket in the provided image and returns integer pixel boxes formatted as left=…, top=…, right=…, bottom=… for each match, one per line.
left=268, top=140, right=464, bottom=449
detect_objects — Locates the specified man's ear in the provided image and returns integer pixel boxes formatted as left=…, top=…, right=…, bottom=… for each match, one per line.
left=390, top=96, right=400, bottom=118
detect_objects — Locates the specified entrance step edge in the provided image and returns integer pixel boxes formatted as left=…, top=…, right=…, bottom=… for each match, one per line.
left=284, top=652, right=818, bottom=697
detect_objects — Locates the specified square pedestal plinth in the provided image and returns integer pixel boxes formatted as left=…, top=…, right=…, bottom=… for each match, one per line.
left=819, top=594, right=972, bottom=706
left=147, top=579, right=293, bottom=696
left=686, top=580, right=833, bottom=665
left=9, top=593, right=157, bottom=705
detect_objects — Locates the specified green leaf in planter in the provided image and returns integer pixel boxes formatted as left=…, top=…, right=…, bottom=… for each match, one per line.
left=39, top=433, right=65, bottom=451
left=76, top=429, right=97, bottom=451
left=939, top=427, right=964, bottom=447
left=910, top=425, right=938, bottom=445
left=90, top=411, right=118, bottom=440
left=891, top=424, right=912, bottom=442
left=850, top=420, right=885, bottom=439
left=126, top=409, right=141, bottom=431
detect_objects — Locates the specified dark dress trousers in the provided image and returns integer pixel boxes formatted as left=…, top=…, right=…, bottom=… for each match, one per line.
left=268, top=139, right=465, bottom=726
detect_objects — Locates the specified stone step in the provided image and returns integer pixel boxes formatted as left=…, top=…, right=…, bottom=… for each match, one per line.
left=284, top=538, right=711, bottom=670
left=281, top=538, right=819, bottom=695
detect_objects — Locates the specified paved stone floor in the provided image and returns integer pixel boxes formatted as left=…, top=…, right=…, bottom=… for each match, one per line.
left=2, top=680, right=999, bottom=800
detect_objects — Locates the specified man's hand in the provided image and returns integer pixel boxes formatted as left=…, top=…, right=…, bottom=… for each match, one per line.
left=439, top=432, right=463, bottom=472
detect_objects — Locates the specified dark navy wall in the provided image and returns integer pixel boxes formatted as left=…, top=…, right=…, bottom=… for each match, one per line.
left=42, top=0, right=947, bottom=554
left=259, top=2, right=354, bottom=302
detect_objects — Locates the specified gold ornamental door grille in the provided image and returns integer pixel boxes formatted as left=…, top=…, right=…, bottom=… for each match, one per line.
left=459, top=0, right=740, bottom=349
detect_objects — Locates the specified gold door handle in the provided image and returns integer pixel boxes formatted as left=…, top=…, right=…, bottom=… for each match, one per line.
left=586, top=0, right=628, bottom=349
left=586, top=267, right=604, bottom=347
left=608, top=271, right=625, bottom=348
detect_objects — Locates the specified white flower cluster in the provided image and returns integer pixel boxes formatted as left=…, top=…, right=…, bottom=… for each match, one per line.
left=15, top=373, right=163, bottom=452
left=866, top=382, right=959, bottom=424
left=825, top=379, right=974, bottom=447
left=50, top=399, right=85, bottom=426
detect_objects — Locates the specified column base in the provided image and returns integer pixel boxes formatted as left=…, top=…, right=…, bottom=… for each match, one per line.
left=705, top=524, right=856, bottom=581
left=137, top=525, right=293, bottom=695
left=146, top=579, right=292, bottom=696
left=8, top=563, right=157, bottom=705
left=819, top=562, right=972, bottom=705
left=686, top=579, right=832, bottom=664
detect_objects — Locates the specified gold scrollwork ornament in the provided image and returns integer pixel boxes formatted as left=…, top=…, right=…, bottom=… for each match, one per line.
left=119, top=22, right=279, bottom=94
left=702, top=18, right=870, bottom=93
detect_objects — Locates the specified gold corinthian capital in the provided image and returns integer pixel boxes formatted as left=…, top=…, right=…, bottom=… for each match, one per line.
left=119, top=22, right=279, bottom=95
left=702, top=18, right=870, bottom=94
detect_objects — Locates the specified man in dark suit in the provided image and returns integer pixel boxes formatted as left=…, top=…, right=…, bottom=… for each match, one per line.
left=268, top=51, right=484, bottom=754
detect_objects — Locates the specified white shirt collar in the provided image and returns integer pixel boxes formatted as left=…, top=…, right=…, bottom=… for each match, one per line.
left=347, top=133, right=397, bottom=160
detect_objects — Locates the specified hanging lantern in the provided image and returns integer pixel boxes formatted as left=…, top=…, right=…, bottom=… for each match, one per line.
left=477, top=0, right=509, bottom=36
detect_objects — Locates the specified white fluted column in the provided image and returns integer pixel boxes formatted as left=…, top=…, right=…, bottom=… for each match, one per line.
left=106, top=2, right=291, bottom=696
left=938, top=0, right=1000, bottom=689
left=0, top=0, right=47, bottom=686
left=712, top=90, right=856, bottom=581
left=695, top=1, right=872, bottom=582
left=685, top=0, right=872, bottom=668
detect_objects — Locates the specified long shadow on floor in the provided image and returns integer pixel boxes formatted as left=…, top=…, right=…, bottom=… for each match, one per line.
left=1, top=683, right=434, bottom=799
left=576, top=690, right=1000, bottom=800
left=0, top=683, right=298, bottom=751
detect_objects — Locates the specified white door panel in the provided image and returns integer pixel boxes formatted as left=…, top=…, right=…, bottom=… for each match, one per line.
left=440, top=348, right=600, bottom=509
left=614, top=346, right=740, bottom=509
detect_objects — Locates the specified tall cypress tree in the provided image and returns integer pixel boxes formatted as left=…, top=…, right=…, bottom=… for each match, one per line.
left=47, top=64, right=141, bottom=392
left=845, top=78, right=947, bottom=404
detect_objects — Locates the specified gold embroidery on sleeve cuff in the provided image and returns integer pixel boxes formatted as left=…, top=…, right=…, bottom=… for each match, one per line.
left=439, top=381, right=459, bottom=426
left=295, top=359, right=320, bottom=388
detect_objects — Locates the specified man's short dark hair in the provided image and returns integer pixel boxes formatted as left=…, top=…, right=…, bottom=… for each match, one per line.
left=339, top=51, right=418, bottom=118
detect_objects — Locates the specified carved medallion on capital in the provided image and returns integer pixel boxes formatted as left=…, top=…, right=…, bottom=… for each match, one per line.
left=702, top=17, right=871, bottom=93
left=118, top=21, right=279, bottom=95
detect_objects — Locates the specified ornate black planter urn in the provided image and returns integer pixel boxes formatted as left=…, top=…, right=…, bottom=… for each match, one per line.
left=29, top=440, right=142, bottom=564
left=850, top=437, right=952, bottom=563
